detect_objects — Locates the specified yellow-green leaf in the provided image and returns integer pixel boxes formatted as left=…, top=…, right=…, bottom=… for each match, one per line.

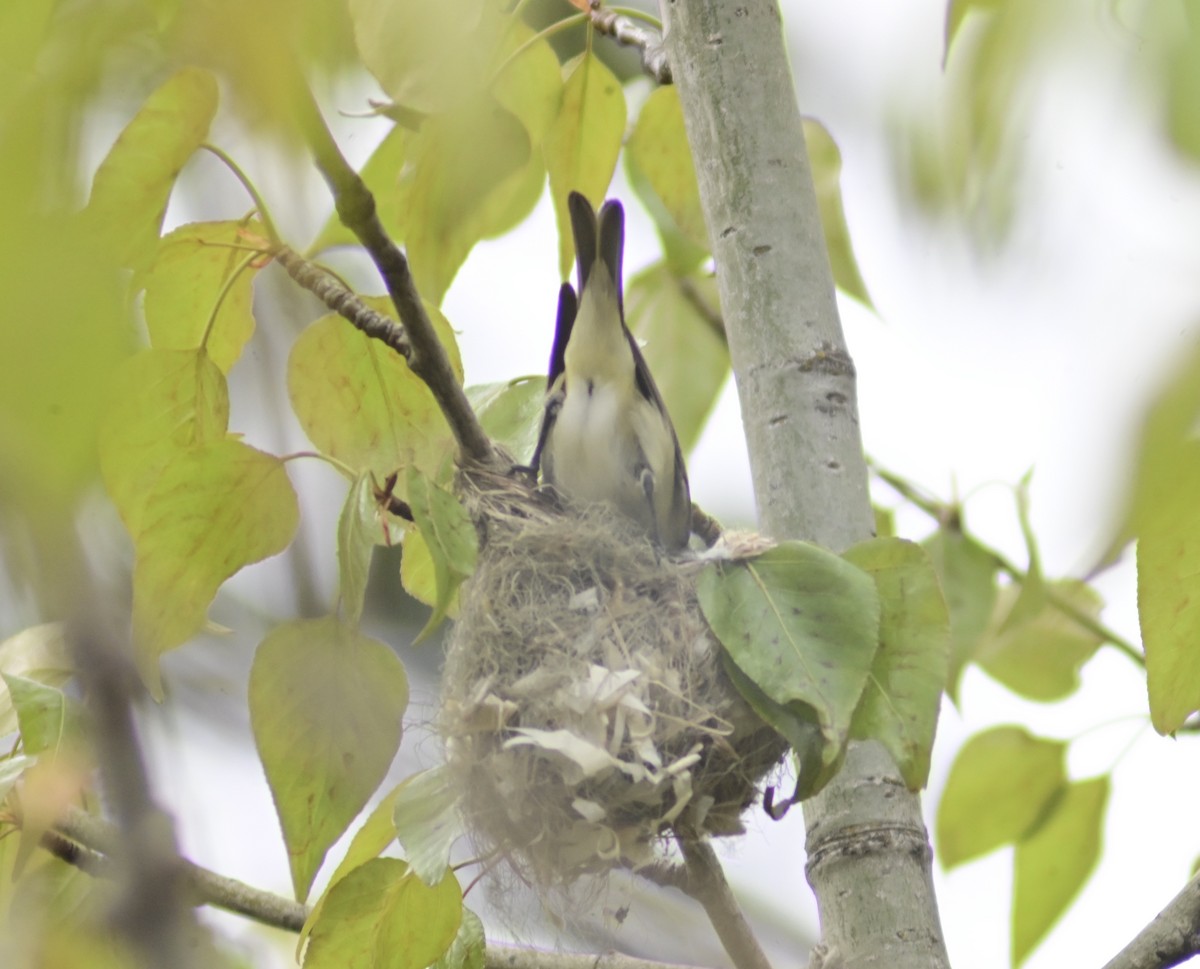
left=803, top=118, right=872, bottom=310
left=844, top=538, right=949, bottom=790
left=468, top=377, right=547, bottom=465
left=287, top=302, right=460, bottom=482
left=0, top=624, right=72, bottom=737
left=84, top=67, right=219, bottom=274
left=142, top=220, right=265, bottom=372
left=975, top=580, right=1103, bottom=702
left=545, top=50, right=626, bottom=279
left=492, top=23, right=563, bottom=147
left=99, top=348, right=229, bottom=536
left=132, top=440, right=299, bottom=694
left=1138, top=443, right=1200, bottom=733
left=624, top=264, right=728, bottom=455
left=2, top=675, right=71, bottom=757
left=923, top=525, right=998, bottom=702
left=338, top=474, right=381, bottom=626
left=698, top=542, right=880, bottom=780
left=391, top=767, right=463, bottom=886
left=250, top=616, right=409, bottom=902
left=434, top=907, right=485, bottom=969
left=1012, top=776, right=1108, bottom=966
left=405, top=469, right=477, bottom=644
left=936, top=726, right=1065, bottom=869
left=304, top=858, right=462, bottom=969
left=625, top=85, right=709, bottom=271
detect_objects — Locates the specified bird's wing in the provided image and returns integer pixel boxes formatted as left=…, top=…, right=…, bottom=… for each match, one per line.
left=531, top=283, right=577, bottom=477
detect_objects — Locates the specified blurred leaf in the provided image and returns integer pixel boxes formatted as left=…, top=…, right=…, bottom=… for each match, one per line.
left=0, top=624, right=72, bottom=737
left=545, top=50, right=627, bottom=278
left=698, top=542, right=881, bottom=776
left=84, top=67, right=218, bottom=274
left=492, top=23, right=562, bottom=148
left=142, top=219, right=265, bottom=372
left=936, top=726, right=1065, bottom=868
left=132, top=440, right=299, bottom=696
left=2, top=675, right=73, bottom=756
left=844, top=538, right=949, bottom=790
left=310, top=124, right=409, bottom=254
left=975, top=580, right=1103, bottom=702
left=434, top=907, right=486, bottom=969
left=349, top=0, right=496, bottom=115
left=337, top=474, right=380, bottom=626
left=287, top=300, right=460, bottom=483
left=392, top=767, right=463, bottom=886
left=625, top=264, right=728, bottom=455
left=400, top=528, right=442, bottom=619
left=943, top=0, right=1003, bottom=64
left=403, top=95, right=536, bottom=303
left=0, top=755, right=35, bottom=804
left=300, top=784, right=406, bottom=954
left=99, top=348, right=229, bottom=536
left=250, top=616, right=409, bottom=902
left=1163, top=3, right=1200, bottom=162
left=304, top=858, right=461, bottom=969
left=998, top=471, right=1046, bottom=633
left=1012, top=776, right=1108, bottom=965
left=468, top=377, right=547, bottom=465
left=803, top=118, right=872, bottom=310
left=873, top=505, right=896, bottom=539
left=1138, top=444, right=1200, bottom=733
left=625, top=85, right=709, bottom=273
left=405, top=469, right=477, bottom=644
left=923, top=525, right=998, bottom=702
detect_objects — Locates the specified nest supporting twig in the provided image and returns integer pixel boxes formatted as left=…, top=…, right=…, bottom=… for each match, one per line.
left=438, top=467, right=786, bottom=888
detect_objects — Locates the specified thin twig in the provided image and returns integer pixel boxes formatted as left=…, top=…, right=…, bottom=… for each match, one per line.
left=289, top=78, right=496, bottom=465
left=588, top=4, right=672, bottom=84
left=1100, top=869, right=1200, bottom=969
left=676, top=836, right=774, bottom=969
left=485, top=944, right=703, bottom=969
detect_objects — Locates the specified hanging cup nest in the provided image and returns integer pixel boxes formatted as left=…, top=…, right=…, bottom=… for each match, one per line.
left=437, top=465, right=787, bottom=889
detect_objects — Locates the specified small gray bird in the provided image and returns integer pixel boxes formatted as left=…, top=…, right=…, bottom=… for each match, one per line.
left=529, top=192, right=691, bottom=550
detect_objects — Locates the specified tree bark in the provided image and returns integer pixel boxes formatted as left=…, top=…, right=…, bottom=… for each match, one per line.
left=661, top=2, right=950, bottom=966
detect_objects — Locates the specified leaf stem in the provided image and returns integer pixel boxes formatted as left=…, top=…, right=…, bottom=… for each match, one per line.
left=199, top=249, right=262, bottom=352
left=279, top=449, right=358, bottom=480
left=491, top=13, right=588, bottom=83
left=200, top=143, right=281, bottom=244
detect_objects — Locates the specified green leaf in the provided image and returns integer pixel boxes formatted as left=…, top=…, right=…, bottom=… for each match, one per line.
left=405, top=469, right=478, bottom=644
left=492, top=23, right=562, bottom=148
left=975, top=580, right=1103, bottom=702
left=0, top=624, right=72, bottom=737
left=803, top=118, right=873, bottom=310
left=1012, top=776, right=1108, bottom=966
left=943, top=0, right=1003, bottom=63
left=2, top=675, right=71, bottom=756
left=84, top=67, right=219, bottom=274
left=468, top=377, right=547, bottom=465
left=843, top=538, right=949, bottom=790
left=391, top=767, right=463, bottom=886
left=300, top=784, right=407, bottom=953
left=142, top=220, right=264, bottom=372
left=0, top=755, right=35, bottom=804
left=338, top=475, right=382, bottom=626
left=936, top=726, right=1065, bottom=868
left=923, top=526, right=998, bottom=702
left=698, top=542, right=881, bottom=774
left=287, top=302, right=460, bottom=481
left=624, top=264, right=729, bottom=455
left=99, top=348, right=230, bottom=536
left=1138, top=444, right=1200, bottom=733
left=304, top=858, right=462, bottom=969
left=132, top=440, right=299, bottom=695
left=625, top=85, right=709, bottom=273
left=998, top=472, right=1046, bottom=633
left=545, top=50, right=627, bottom=278
left=434, top=908, right=485, bottom=969
left=250, top=616, right=409, bottom=901
left=403, top=95, right=537, bottom=303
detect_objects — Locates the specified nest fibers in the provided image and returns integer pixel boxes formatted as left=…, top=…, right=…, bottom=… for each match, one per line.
left=438, top=466, right=787, bottom=888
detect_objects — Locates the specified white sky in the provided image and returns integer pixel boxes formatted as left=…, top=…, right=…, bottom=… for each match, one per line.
left=134, top=1, right=1200, bottom=967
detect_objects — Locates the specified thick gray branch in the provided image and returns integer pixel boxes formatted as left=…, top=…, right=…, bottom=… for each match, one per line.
left=662, top=2, right=949, bottom=967
left=1101, top=871, right=1200, bottom=969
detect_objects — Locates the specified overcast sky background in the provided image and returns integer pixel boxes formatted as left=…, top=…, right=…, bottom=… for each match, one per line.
left=121, top=1, right=1200, bottom=967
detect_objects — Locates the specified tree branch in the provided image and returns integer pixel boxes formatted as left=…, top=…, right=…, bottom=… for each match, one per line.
left=1101, top=871, right=1200, bottom=969
left=485, top=944, right=704, bottom=969
left=588, top=4, right=672, bottom=84
left=663, top=2, right=950, bottom=967
left=289, top=78, right=496, bottom=465
left=676, top=837, right=774, bottom=969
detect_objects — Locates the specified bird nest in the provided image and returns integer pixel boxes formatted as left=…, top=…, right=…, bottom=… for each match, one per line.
left=437, top=466, right=787, bottom=888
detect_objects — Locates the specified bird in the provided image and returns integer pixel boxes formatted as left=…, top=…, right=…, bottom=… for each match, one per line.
left=528, top=191, right=691, bottom=551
